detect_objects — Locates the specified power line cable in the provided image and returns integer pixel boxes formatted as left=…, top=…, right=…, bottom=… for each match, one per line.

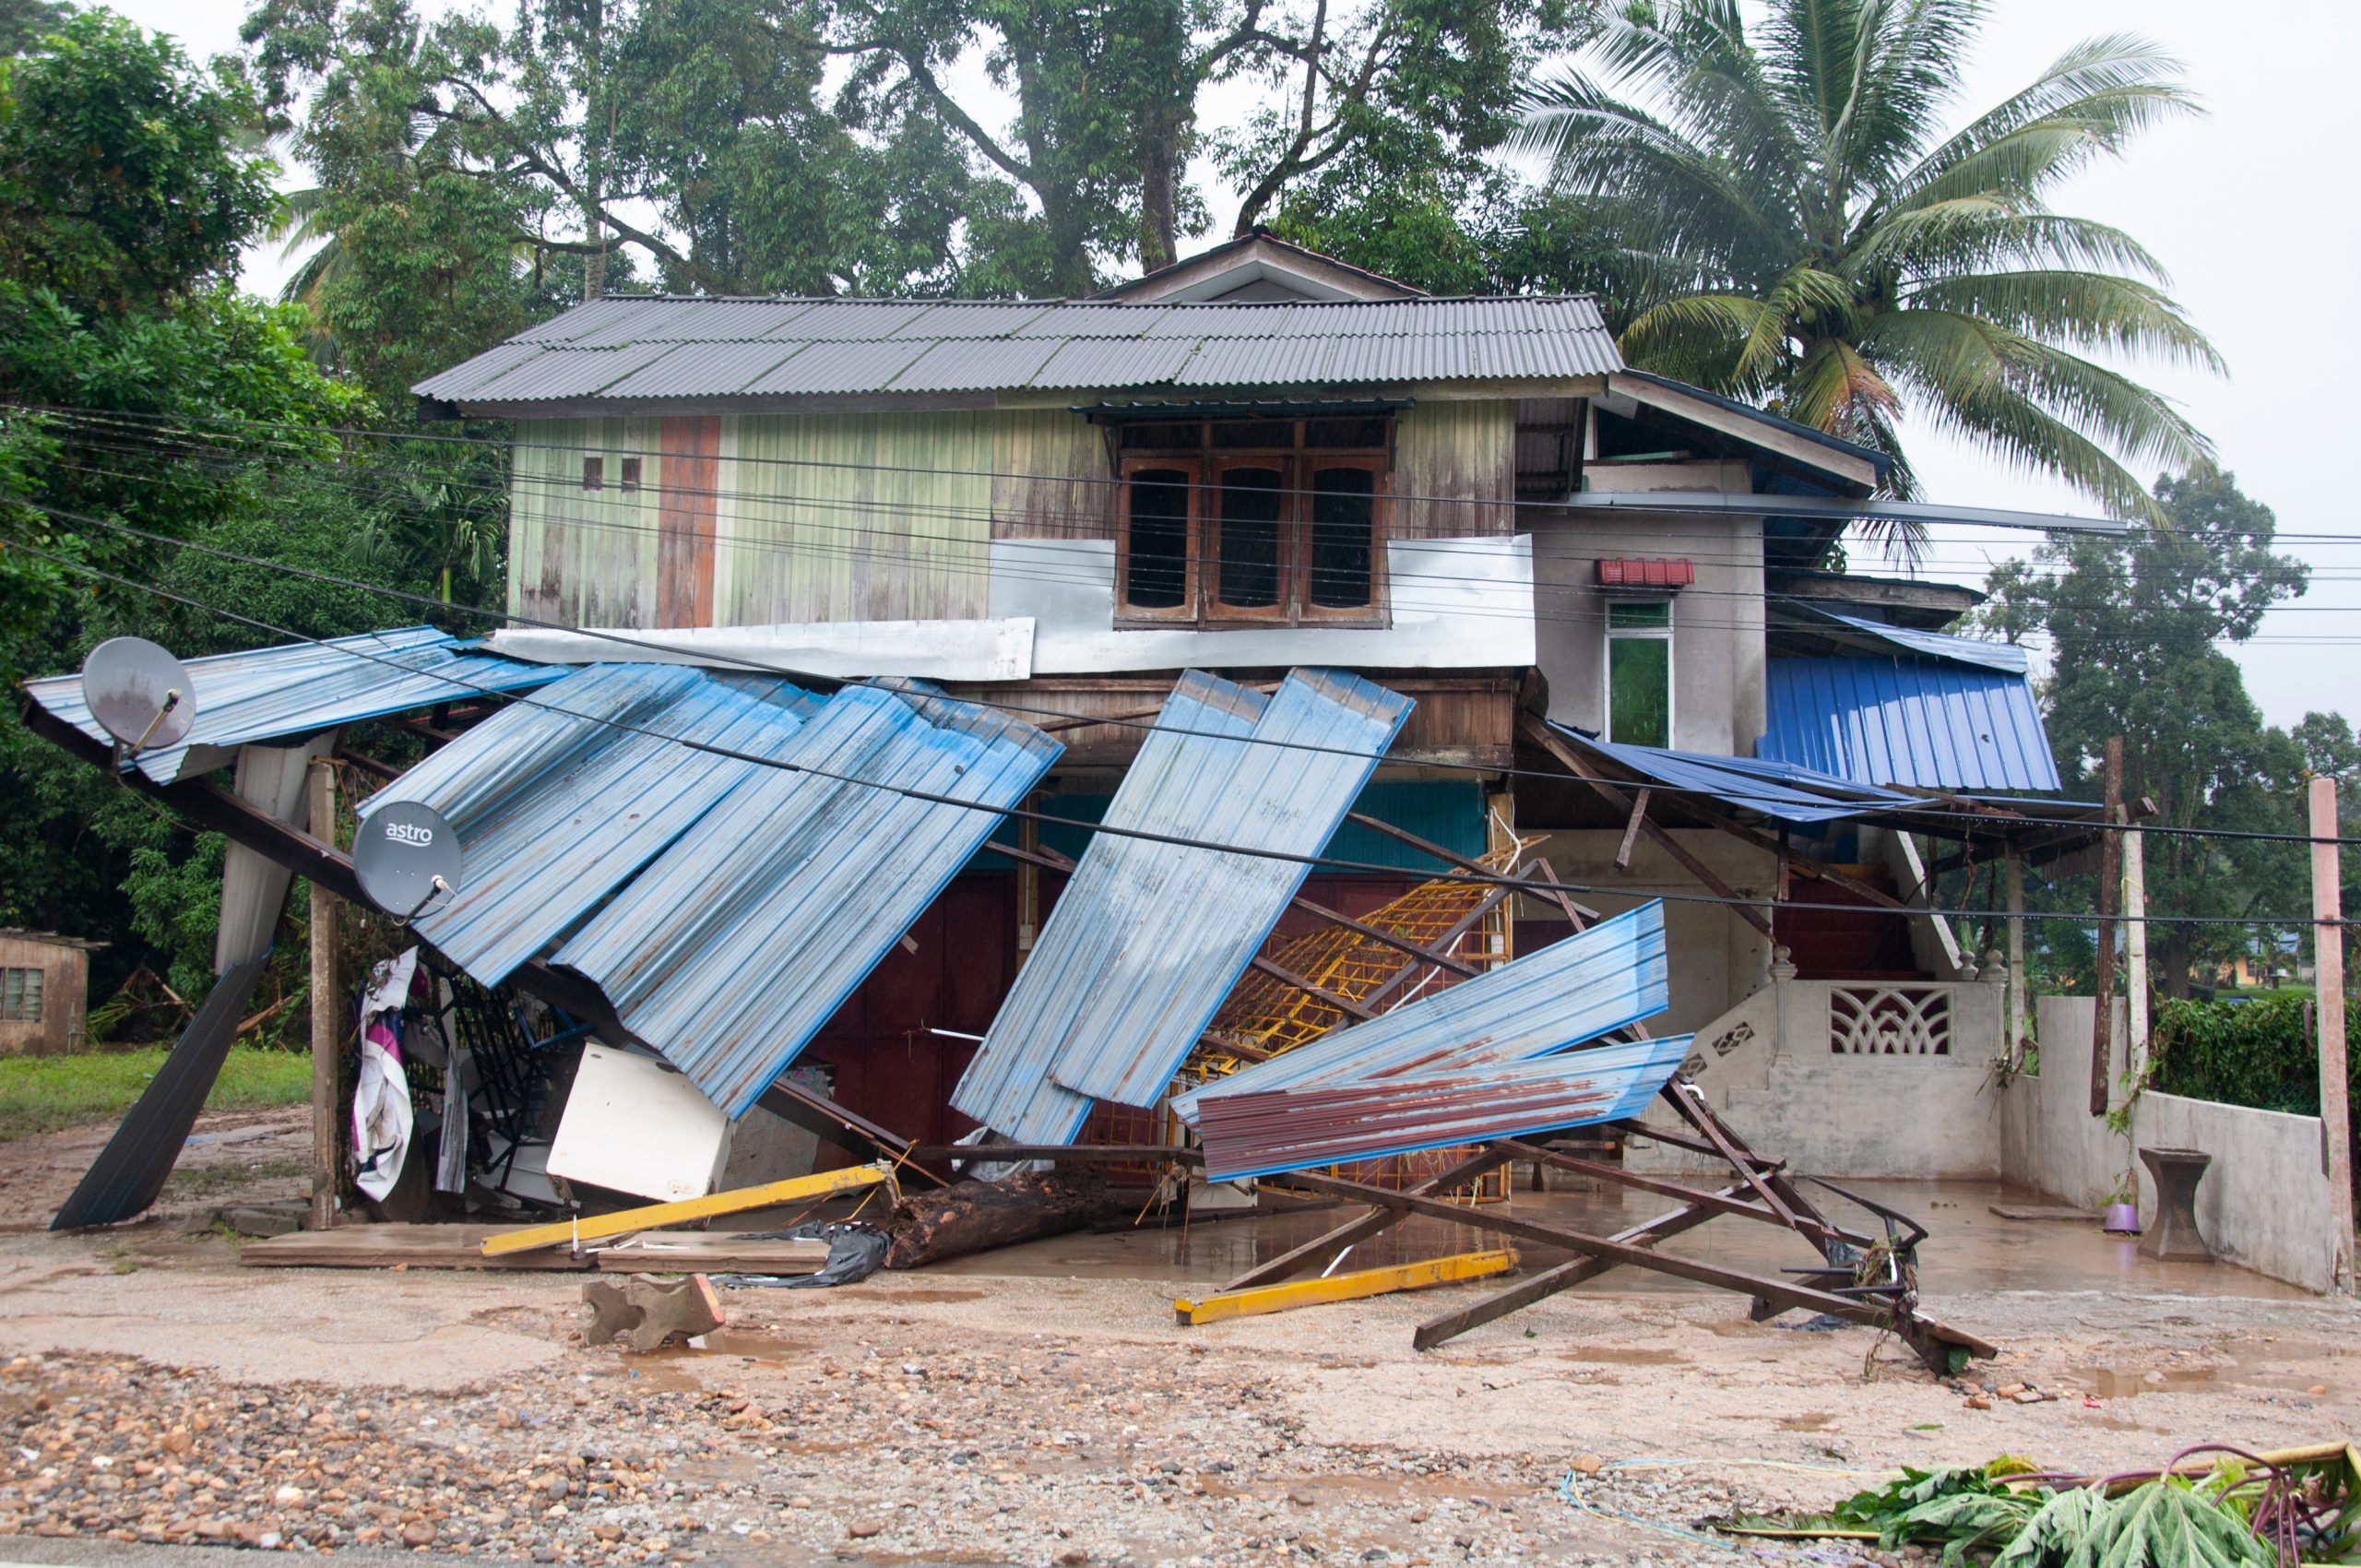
left=16, top=502, right=2361, bottom=851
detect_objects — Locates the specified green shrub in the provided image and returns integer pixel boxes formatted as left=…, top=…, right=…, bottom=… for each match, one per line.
left=2151, top=992, right=2360, bottom=1117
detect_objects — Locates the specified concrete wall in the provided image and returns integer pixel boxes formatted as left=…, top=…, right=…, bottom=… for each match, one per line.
left=1525, top=498, right=1765, bottom=755
left=1999, top=995, right=2341, bottom=1291
left=1534, top=830, right=1774, bottom=1035
left=1625, top=970, right=2011, bottom=1179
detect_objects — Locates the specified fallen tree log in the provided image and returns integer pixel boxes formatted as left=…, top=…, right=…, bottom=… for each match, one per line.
left=884, top=1170, right=1117, bottom=1268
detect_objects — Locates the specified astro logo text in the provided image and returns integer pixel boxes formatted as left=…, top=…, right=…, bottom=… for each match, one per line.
left=384, top=823, right=436, bottom=848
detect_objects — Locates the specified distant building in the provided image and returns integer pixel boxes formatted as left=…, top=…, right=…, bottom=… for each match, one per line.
left=0, top=931, right=103, bottom=1056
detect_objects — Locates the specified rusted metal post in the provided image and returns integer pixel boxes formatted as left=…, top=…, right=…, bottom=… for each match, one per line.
left=307, top=759, right=338, bottom=1231
left=2090, top=737, right=2123, bottom=1117
left=2309, top=776, right=2354, bottom=1293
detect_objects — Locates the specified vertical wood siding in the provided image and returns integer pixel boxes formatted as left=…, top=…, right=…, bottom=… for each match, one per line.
left=714, top=411, right=996, bottom=623
left=1391, top=399, right=1514, bottom=538
left=991, top=408, right=1115, bottom=540
left=656, top=415, right=720, bottom=627
left=511, top=418, right=661, bottom=627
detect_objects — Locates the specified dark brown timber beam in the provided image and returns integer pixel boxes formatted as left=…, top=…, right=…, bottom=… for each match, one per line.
left=1516, top=716, right=1774, bottom=938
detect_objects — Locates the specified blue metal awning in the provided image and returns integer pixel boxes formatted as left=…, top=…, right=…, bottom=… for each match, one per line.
left=1547, top=725, right=1921, bottom=825
left=1763, top=657, right=2058, bottom=791
left=22, top=627, right=562, bottom=783
left=556, top=681, right=1061, bottom=1118
left=952, top=668, right=1412, bottom=1145
left=1172, top=900, right=1670, bottom=1123
left=356, top=663, right=825, bottom=985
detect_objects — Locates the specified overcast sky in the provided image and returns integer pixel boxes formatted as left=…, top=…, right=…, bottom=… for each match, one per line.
left=111, top=0, right=2360, bottom=731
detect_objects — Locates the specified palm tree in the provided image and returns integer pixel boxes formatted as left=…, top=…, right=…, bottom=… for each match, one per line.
left=1517, top=0, right=2222, bottom=532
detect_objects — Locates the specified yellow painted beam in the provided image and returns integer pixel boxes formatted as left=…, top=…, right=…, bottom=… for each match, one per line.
left=1174, top=1248, right=1517, bottom=1326
left=480, top=1165, right=889, bottom=1257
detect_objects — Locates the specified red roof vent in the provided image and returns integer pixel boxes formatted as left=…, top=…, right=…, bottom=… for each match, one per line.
left=1596, top=557, right=1695, bottom=590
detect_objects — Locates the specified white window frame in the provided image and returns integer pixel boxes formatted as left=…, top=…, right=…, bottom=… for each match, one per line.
left=1603, top=597, right=1676, bottom=748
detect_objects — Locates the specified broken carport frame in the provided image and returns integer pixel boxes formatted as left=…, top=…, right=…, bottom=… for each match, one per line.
left=17, top=697, right=946, bottom=1207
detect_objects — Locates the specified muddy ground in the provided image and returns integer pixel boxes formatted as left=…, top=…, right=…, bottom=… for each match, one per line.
left=0, top=1107, right=2355, bottom=1567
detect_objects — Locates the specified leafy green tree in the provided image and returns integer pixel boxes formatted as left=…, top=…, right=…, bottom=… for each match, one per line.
left=1977, top=468, right=2335, bottom=996
left=1518, top=0, right=2219, bottom=533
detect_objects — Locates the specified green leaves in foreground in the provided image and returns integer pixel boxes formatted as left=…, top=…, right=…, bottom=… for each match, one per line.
left=1721, top=1449, right=2361, bottom=1568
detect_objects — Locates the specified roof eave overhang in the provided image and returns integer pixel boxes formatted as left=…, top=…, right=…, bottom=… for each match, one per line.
left=1562, top=490, right=2130, bottom=536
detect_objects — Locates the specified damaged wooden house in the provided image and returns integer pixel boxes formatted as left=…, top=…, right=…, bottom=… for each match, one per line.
left=19, top=232, right=2123, bottom=1358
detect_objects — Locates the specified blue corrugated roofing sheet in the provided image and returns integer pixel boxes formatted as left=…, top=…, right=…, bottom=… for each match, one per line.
left=555, top=682, right=1061, bottom=1118
left=21, top=627, right=562, bottom=784
left=1192, top=1035, right=1692, bottom=1182
left=951, top=668, right=1413, bottom=1144
left=1799, top=606, right=2030, bottom=672
left=1762, top=657, right=2059, bottom=791
left=355, top=664, right=823, bottom=985
left=1171, top=900, right=1672, bottom=1123
left=1546, top=724, right=1920, bottom=826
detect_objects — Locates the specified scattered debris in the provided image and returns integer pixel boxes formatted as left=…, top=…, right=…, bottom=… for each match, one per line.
left=580, top=1274, right=724, bottom=1353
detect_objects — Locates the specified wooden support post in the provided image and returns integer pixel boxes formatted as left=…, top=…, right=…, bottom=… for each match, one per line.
left=307, top=760, right=338, bottom=1232
left=481, top=1165, right=889, bottom=1256
left=2124, top=817, right=2149, bottom=1086
left=1517, top=716, right=1774, bottom=938
left=2006, top=848, right=2028, bottom=1065
left=1176, top=1249, right=1517, bottom=1326
left=2091, top=737, right=2124, bottom=1117
left=2310, top=777, right=2355, bottom=1294
left=1615, top=790, right=1651, bottom=870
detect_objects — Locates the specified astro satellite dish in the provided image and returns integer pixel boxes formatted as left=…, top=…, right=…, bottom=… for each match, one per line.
left=81, top=636, right=195, bottom=754
left=353, top=802, right=464, bottom=922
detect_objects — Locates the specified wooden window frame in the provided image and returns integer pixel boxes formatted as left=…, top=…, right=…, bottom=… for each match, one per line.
left=0, top=966, right=42, bottom=1023
left=1111, top=417, right=1392, bottom=630
left=1114, top=454, right=1204, bottom=623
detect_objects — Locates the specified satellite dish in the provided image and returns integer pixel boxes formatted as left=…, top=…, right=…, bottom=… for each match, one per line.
left=81, top=637, right=196, bottom=754
left=353, top=802, right=464, bottom=921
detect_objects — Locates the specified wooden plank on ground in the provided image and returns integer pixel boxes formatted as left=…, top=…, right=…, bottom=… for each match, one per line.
left=242, top=1225, right=598, bottom=1270
left=480, top=1166, right=888, bottom=1257
left=1176, top=1248, right=1516, bottom=1325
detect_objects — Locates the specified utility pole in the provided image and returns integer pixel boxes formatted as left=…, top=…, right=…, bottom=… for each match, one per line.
left=2091, top=736, right=2123, bottom=1116
left=2310, top=776, right=2354, bottom=1293
left=308, top=759, right=340, bottom=1231
left=2125, top=821, right=2150, bottom=1085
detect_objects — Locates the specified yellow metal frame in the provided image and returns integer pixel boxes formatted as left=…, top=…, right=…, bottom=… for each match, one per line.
left=480, top=1164, right=889, bottom=1257
left=1173, top=1248, right=1517, bottom=1325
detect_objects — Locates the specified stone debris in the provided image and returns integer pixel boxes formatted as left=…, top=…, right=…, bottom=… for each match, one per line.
left=0, top=1341, right=1881, bottom=1567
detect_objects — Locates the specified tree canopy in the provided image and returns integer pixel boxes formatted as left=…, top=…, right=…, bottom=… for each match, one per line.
left=1516, top=0, right=2220, bottom=532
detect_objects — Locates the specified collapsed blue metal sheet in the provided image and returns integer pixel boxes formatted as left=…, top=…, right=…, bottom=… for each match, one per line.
left=1794, top=605, right=2031, bottom=673
left=1762, top=657, right=2059, bottom=791
left=1548, top=723, right=1920, bottom=826
left=1172, top=900, right=1672, bottom=1123
left=21, top=627, right=562, bottom=783
left=950, top=667, right=1412, bottom=1145
left=1192, top=1035, right=1694, bottom=1182
left=555, top=682, right=1061, bottom=1118
left=356, top=664, right=823, bottom=985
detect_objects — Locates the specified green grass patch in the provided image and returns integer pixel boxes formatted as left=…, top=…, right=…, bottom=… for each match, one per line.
left=0, top=1047, right=314, bottom=1143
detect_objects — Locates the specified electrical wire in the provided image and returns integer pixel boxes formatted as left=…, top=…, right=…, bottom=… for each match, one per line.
left=18, top=495, right=2361, bottom=850
left=11, top=537, right=2350, bottom=926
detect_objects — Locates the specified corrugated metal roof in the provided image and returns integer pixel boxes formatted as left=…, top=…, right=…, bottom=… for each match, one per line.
left=355, top=664, right=824, bottom=985
left=414, top=291, right=1624, bottom=405
left=21, top=627, right=563, bottom=784
left=951, top=668, right=1413, bottom=1145
left=1193, top=1034, right=1692, bottom=1182
left=600, top=339, right=808, bottom=398
left=1788, top=604, right=2030, bottom=672
left=1173, top=337, right=1337, bottom=386
left=1545, top=724, right=1922, bottom=826
left=889, top=337, right=1064, bottom=393
left=1762, top=657, right=2059, bottom=791
left=1171, top=900, right=1672, bottom=1123
left=555, top=682, right=1061, bottom=1118
left=741, top=339, right=931, bottom=396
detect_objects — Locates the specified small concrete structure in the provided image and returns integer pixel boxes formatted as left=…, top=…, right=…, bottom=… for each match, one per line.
left=0, top=931, right=101, bottom=1057
left=2137, top=1146, right=2216, bottom=1263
